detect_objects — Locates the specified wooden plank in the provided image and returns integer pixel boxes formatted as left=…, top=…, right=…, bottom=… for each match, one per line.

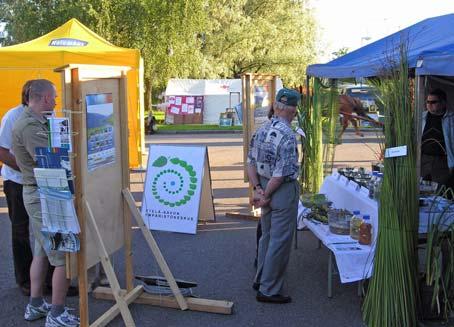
left=119, top=74, right=134, bottom=292
left=242, top=73, right=251, bottom=183
left=93, top=287, right=233, bottom=315
left=81, top=78, right=125, bottom=270
left=122, top=188, right=189, bottom=310
left=84, top=200, right=136, bottom=327
left=225, top=212, right=260, bottom=221
left=90, top=286, right=143, bottom=327
left=70, top=67, right=90, bottom=327
left=198, top=150, right=216, bottom=222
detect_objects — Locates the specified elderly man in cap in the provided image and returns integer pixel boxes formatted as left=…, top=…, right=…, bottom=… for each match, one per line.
left=247, top=88, right=300, bottom=303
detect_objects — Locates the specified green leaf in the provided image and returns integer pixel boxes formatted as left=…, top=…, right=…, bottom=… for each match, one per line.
left=152, top=156, right=167, bottom=167
left=170, top=158, right=180, bottom=165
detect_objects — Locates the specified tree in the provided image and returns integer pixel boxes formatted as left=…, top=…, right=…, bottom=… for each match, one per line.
left=332, top=47, right=349, bottom=59
left=0, top=0, right=208, bottom=109
left=0, top=0, right=318, bottom=100
left=0, top=0, right=95, bottom=45
left=202, top=0, right=317, bottom=85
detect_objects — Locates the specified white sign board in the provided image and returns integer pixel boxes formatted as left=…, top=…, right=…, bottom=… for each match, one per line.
left=141, top=145, right=212, bottom=234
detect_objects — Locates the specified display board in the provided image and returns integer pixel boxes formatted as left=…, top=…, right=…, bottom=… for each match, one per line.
left=141, top=145, right=215, bottom=234
left=166, top=95, right=203, bottom=124
left=56, top=65, right=231, bottom=327
left=241, top=73, right=279, bottom=183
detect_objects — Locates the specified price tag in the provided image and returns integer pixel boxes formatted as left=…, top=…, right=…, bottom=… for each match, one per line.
left=332, top=171, right=340, bottom=180
left=339, top=175, right=349, bottom=185
left=360, top=186, right=370, bottom=197
left=348, top=181, right=359, bottom=191
left=385, top=145, right=407, bottom=158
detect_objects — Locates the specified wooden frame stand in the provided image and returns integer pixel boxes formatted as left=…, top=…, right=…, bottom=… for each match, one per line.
left=225, top=73, right=279, bottom=220
left=56, top=65, right=233, bottom=327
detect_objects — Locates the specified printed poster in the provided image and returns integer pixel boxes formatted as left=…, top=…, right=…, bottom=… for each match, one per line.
left=85, top=93, right=115, bottom=172
left=48, top=117, right=72, bottom=151
left=141, top=145, right=206, bottom=234
left=166, top=96, right=204, bottom=116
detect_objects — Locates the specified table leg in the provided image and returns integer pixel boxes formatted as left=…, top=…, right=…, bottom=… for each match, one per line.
left=328, top=250, right=333, bottom=298
left=357, top=280, right=363, bottom=297
left=294, top=228, right=298, bottom=249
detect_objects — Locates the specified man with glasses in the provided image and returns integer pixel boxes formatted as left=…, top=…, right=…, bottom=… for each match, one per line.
left=247, top=88, right=300, bottom=304
left=12, top=79, right=80, bottom=326
left=421, top=88, right=454, bottom=190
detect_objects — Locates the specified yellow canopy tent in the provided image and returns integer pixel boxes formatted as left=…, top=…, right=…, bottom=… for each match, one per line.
left=0, top=18, right=144, bottom=167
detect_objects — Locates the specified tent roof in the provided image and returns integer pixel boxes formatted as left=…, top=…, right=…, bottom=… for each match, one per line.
left=307, top=14, right=454, bottom=78
left=165, top=79, right=242, bottom=96
left=0, top=18, right=139, bottom=68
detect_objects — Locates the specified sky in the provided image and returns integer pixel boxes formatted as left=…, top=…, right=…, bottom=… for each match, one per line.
left=311, top=0, right=454, bottom=63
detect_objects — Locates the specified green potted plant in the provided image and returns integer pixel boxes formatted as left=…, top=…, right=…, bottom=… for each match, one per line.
left=421, top=188, right=454, bottom=322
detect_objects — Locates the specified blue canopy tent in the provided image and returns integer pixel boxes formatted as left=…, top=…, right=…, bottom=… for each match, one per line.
left=307, top=13, right=454, bottom=78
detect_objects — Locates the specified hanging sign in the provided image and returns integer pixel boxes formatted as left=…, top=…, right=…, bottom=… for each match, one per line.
left=141, top=145, right=215, bottom=234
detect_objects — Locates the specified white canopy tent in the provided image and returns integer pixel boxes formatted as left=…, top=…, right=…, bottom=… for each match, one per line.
left=165, top=78, right=283, bottom=124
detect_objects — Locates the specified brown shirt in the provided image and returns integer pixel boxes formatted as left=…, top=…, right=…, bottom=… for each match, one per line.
left=11, top=106, right=49, bottom=185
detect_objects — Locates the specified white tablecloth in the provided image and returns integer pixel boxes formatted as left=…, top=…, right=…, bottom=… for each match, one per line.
left=306, top=175, right=454, bottom=283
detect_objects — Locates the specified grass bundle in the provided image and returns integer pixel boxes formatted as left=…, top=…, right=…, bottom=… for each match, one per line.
left=362, top=45, right=420, bottom=326
left=299, top=77, right=323, bottom=194
left=321, top=81, right=340, bottom=175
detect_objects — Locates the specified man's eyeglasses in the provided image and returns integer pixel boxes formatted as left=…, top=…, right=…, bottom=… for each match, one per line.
left=426, top=100, right=439, bottom=104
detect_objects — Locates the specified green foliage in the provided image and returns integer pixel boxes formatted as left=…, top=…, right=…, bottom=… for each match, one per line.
left=332, top=47, right=349, bottom=59
left=203, top=0, right=317, bottom=85
left=0, top=0, right=317, bottom=95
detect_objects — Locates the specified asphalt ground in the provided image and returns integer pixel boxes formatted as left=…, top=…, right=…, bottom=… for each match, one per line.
left=0, top=130, right=382, bottom=327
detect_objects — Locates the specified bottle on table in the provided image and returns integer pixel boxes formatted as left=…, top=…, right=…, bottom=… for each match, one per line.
left=374, top=173, right=383, bottom=201
left=359, top=215, right=372, bottom=245
left=350, top=210, right=362, bottom=240
left=368, top=171, right=378, bottom=199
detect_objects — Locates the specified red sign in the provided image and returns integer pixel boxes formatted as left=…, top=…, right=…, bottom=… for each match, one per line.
left=167, top=96, right=204, bottom=115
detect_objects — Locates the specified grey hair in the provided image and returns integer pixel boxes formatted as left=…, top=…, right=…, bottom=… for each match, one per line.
left=28, top=79, right=55, bottom=101
left=274, top=100, right=295, bottom=111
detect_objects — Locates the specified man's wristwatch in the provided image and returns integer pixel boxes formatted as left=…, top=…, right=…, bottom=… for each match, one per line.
left=253, top=184, right=261, bottom=190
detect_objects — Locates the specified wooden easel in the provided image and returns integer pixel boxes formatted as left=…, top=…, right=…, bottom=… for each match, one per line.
left=56, top=65, right=233, bottom=327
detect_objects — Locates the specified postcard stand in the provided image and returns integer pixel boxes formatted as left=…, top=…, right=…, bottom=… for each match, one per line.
left=55, top=65, right=233, bottom=327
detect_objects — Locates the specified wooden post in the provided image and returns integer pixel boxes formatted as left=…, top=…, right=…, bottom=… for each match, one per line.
left=84, top=200, right=136, bottom=327
left=90, top=285, right=143, bottom=327
left=120, top=73, right=134, bottom=292
left=71, top=68, right=90, bottom=327
left=122, top=188, right=189, bottom=310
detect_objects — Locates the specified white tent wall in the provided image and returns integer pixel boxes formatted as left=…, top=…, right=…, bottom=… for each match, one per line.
left=203, top=94, right=234, bottom=124
left=165, top=78, right=283, bottom=125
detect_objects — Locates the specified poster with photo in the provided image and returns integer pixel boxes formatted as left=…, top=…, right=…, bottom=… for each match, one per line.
left=85, top=93, right=116, bottom=172
left=48, top=117, right=72, bottom=151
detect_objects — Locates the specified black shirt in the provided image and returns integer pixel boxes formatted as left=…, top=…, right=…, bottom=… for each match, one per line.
left=421, top=112, right=446, bottom=156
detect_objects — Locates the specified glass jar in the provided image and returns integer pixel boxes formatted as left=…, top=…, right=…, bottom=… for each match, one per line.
left=349, top=210, right=362, bottom=240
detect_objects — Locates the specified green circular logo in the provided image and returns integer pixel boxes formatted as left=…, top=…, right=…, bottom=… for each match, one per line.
left=151, top=156, right=197, bottom=207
